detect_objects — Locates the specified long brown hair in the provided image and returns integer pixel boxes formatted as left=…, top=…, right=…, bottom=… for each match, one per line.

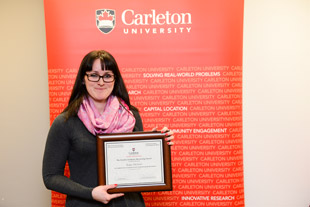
left=63, top=50, right=137, bottom=119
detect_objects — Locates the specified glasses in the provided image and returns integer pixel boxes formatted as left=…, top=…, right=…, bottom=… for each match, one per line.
left=85, top=73, right=115, bottom=83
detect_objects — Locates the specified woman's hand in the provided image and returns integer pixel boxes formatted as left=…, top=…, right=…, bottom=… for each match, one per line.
left=153, top=126, right=174, bottom=146
left=92, top=184, right=124, bottom=204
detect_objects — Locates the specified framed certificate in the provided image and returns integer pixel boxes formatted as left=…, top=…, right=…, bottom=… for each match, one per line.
left=96, top=131, right=172, bottom=193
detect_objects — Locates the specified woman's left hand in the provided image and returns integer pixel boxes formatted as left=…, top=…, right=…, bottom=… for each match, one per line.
left=153, top=126, right=174, bottom=146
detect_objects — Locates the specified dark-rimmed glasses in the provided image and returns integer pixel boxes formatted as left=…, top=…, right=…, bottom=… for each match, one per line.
left=85, top=73, right=115, bottom=83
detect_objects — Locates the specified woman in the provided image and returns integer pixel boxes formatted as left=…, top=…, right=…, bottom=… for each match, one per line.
left=42, top=50, right=174, bottom=207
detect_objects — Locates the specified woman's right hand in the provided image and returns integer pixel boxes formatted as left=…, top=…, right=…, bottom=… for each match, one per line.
left=92, top=184, right=124, bottom=204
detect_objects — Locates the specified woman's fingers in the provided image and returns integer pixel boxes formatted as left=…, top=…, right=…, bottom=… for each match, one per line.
left=92, top=185, right=124, bottom=204
left=160, top=126, right=174, bottom=146
left=150, top=126, right=175, bottom=146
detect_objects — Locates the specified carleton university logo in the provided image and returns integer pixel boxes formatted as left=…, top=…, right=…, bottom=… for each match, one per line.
left=128, top=147, right=139, bottom=155
left=96, top=9, right=116, bottom=34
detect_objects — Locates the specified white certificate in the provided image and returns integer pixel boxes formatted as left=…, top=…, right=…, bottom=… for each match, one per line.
left=96, top=131, right=172, bottom=193
left=104, top=139, right=164, bottom=187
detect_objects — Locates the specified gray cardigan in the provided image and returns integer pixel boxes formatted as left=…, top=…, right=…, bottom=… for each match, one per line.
left=42, top=110, right=145, bottom=207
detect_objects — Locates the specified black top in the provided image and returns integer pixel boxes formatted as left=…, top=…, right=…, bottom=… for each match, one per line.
left=42, top=110, right=145, bottom=207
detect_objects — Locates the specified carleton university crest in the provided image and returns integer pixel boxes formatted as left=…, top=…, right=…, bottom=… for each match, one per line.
left=129, top=147, right=139, bottom=155
left=96, top=9, right=116, bottom=34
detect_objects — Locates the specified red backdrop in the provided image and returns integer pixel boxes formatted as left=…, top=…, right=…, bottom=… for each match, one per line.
left=44, top=0, right=244, bottom=206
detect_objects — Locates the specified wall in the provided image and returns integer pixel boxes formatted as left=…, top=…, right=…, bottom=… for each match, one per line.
left=0, top=0, right=309, bottom=206
left=0, top=0, right=51, bottom=206
left=243, top=0, right=310, bottom=206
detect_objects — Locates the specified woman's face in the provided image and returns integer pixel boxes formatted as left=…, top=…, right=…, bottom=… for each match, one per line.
left=84, top=58, right=115, bottom=107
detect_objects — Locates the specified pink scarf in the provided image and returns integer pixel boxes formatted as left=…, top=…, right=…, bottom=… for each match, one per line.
left=77, top=95, right=136, bottom=135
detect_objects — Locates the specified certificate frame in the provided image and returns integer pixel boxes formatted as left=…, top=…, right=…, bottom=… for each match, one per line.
left=96, top=131, right=172, bottom=193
